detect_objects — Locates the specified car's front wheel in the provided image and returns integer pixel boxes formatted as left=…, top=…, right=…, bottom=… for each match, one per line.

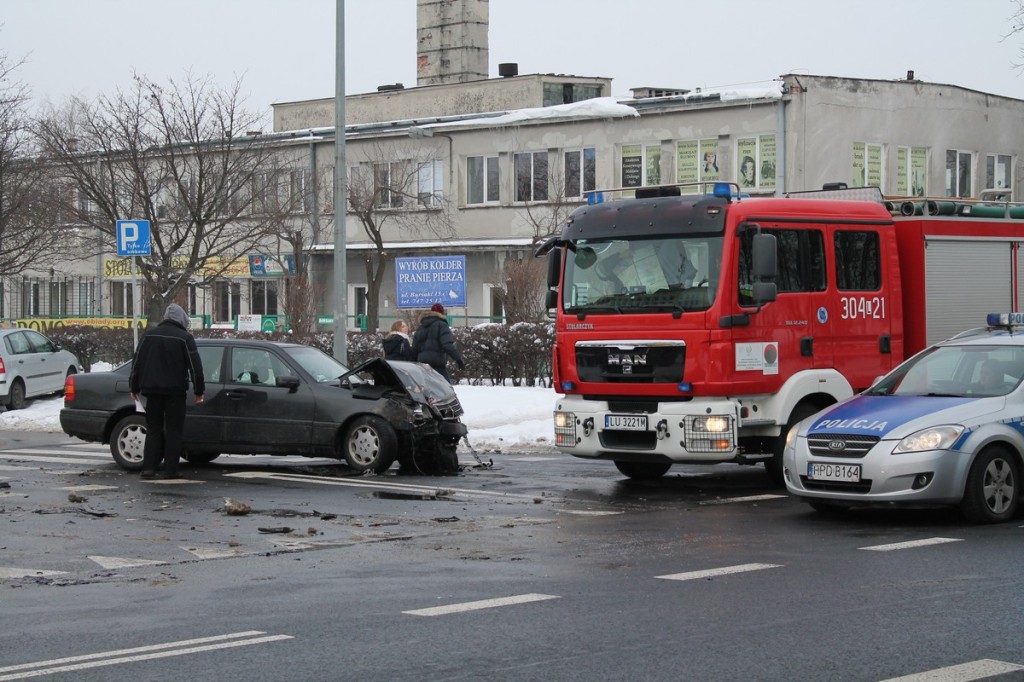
left=5, top=379, right=26, bottom=410
left=110, top=414, right=147, bottom=470
left=614, top=460, right=671, bottom=480
left=960, top=447, right=1020, bottom=524
left=341, top=415, right=397, bottom=474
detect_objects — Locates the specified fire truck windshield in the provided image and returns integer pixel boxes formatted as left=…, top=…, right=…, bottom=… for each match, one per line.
left=563, top=235, right=723, bottom=314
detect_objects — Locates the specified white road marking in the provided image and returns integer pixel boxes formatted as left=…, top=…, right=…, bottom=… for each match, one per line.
left=699, top=494, right=787, bottom=505
left=144, top=478, right=201, bottom=485
left=507, top=456, right=559, bottom=462
left=403, top=593, right=560, bottom=616
left=657, top=563, right=783, bottom=582
left=879, top=658, right=1024, bottom=681
left=88, top=556, right=166, bottom=570
left=0, top=448, right=110, bottom=459
left=0, top=454, right=110, bottom=466
left=559, top=510, right=623, bottom=516
left=224, top=471, right=543, bottom=500
left=0, top=568, right=67, bottom=579
left=0, top=631, right=293, bottom=680
left=59, top=484, right=119, bottom=492
left=859, top=537, right=963, bottom=552
left=182, top=547, right=248, bottom=560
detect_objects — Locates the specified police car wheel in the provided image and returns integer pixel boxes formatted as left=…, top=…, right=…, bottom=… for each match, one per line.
left=767, top=403, right=821, bottom=487
left=960, top=447, right=1020, bottom=524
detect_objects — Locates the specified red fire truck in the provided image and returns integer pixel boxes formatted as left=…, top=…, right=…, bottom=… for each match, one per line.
left=535, top=184, right=1024, bottom=484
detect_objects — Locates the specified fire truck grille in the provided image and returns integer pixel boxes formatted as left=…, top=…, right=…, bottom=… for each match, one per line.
left=575, top=345, right=685, bottom=384
left=806, top=433, right=879, bottom=458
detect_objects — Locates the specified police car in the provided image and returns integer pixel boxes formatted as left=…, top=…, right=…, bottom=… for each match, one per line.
left=783, top=313, right=1024, bottom=524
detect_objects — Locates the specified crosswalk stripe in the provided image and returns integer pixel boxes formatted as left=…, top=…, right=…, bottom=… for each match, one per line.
left=0, top=448, right=110, bottom=459
left=0, top=568, right=68, bottom=579
left=88, top=556, right=166, bottom=570
left=879, top=658, right=1024, bottom=681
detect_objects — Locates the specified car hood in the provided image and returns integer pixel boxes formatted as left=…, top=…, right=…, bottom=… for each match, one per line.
left=804, top=394, right=1002, bottom=439
left=341, top=359, right=459, bottom=407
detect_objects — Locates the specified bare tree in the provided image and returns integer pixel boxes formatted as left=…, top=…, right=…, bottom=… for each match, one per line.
left=513, top=146, right=587, bottom=247
left=492, top=256, right=546, bottom=324
left=0, top=47, right=65, bottom=278
left=1007, top=1, right=1024, bottom=70
left=34, top=73, right=301, bottom=325
left=346, top=140, right=455, bottom=331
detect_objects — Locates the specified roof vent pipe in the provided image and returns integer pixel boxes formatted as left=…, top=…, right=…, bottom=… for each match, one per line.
left=498, top=63, right=519, bottom=78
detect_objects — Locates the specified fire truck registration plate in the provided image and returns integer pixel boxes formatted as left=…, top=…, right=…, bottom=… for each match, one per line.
left=807, top=462, right=861, bottom=482
left=605, top=415, right=648, bottom=431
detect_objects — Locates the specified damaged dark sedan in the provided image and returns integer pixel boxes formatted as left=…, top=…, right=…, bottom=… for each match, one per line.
left=59, top=339, right=467, bottom=475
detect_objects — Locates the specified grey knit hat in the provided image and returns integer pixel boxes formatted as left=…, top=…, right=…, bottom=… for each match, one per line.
left=164, top=303, right=190, bottom=330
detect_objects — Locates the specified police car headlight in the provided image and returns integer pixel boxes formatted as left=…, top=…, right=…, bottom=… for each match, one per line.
left=893, top=425, right=965, bottom=454
left=785, top=425, right=799, bottom=450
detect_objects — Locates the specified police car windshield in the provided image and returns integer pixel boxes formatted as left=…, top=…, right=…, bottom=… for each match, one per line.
left=868, top=344, right=1024, bottom=398
left=563, top=235, right=723, bottom=314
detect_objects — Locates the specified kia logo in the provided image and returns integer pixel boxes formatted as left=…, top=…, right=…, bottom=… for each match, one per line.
left=828, top=440, right=847, bottom=451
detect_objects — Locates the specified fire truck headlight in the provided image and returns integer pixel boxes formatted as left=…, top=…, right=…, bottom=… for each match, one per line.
left=553, top=410, right=577, bottom=447
left=703, top=416, right=729, bottom=433
left=685, top=415, right=735, bottom=453
left=893, top=425, right=964, bottom=454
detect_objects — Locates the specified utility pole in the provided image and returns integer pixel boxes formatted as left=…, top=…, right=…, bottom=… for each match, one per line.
left=333, top=0, right=348, bottom=363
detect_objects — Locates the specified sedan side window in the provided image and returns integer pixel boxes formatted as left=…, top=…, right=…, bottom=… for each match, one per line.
left=26, top=331, right=55, bottom=353
left=8, top=332, right=31, bottom=355
left=197, top=346, right=224, bottom=384
left=231, top=348, right=288, bottom=386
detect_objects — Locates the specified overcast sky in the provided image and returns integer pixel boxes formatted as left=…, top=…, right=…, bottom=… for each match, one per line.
left=4, top=0, right=1023, bottom=126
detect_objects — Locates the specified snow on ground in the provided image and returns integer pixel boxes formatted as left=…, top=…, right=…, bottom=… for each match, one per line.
left=0, top=365, right=560, bottom=452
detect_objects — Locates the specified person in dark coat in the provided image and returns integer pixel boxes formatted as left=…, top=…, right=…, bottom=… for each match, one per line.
left=382, top=320, right=415, bottom=361
left=411, top=302, right=465, bottom=382
left=129, top=303, right=205, bottom=479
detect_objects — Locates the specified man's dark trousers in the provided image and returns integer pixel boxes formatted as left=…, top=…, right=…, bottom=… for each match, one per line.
left=142, top=392, right=187, bottom=475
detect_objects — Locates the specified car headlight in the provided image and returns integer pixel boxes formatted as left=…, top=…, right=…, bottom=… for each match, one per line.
left=785, top=425, right=798, bottom=450
left=893, top=425, right=965, bottom=454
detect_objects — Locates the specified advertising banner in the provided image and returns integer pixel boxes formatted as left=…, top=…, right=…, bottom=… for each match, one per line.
left=395, top=256, right=467, bottom=309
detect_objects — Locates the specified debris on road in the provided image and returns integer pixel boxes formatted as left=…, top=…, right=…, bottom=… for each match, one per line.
left=223, top=498, right=252, bottom=516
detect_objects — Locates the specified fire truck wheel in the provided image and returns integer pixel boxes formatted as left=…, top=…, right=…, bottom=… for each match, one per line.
left=767, top=403, right=821, bottom=487
left=614, top=460, right=671, bottom=480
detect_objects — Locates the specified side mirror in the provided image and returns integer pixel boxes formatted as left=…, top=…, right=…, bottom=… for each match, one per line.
left=276, top=375, right=301, bottom=393
left=752, top=281, right=777, bottom=304
left=547, top=249, right=562, bottom=287
left=752, top=232, right=777, bottom=280
left=545, top=289, right=559, bottom=310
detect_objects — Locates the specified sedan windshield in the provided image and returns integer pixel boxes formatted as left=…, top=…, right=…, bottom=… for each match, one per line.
left=283, top=345, right=349, bottom=382
left=867, top=344, right=1024, bottom=398
left=562, top=235, right=723, bottom=314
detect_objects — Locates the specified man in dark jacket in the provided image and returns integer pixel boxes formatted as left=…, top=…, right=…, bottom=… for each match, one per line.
left=412, top=302, right=465, bottom=382
left=129, top=303, right=205, bottom=479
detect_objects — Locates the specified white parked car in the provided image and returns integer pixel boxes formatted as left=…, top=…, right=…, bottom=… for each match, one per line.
left=784, top=313, right=1024, bottom=524
left=0, top=328, right=80, bottom=410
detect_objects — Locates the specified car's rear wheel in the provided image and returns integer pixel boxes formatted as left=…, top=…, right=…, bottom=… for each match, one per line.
left=6, top=379, right=26, bottom=410
left=614, top=460, right=671, bottom=480
left=960, top=447, right=1020, bottom=524
left=184, top=452, right=220, bottom=465
left=110, top=414, right=147, bottom=470
left=341, top=415, right=397, bottom=474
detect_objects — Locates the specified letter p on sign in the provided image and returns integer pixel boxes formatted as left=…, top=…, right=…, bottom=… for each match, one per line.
left=115, top=219, right=152, bottom=257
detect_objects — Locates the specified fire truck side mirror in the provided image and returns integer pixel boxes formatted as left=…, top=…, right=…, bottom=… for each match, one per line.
left=547, top=249, right=562, bottom=287
left=751, top=232, right=777, bottom=279
left=545, top=289, right=559, bottom=311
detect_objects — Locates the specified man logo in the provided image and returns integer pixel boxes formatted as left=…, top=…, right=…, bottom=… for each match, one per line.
left=607, top=352, right=647, bottom=366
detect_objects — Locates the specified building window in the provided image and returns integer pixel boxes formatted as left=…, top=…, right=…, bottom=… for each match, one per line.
left=252, top=172, right=280, bottom=213
left=417, top=160, right=444, bottom=208
left=542, top=82, right=603, bottom=106
left=620, top=144, right=661, bottom=188
left=21, top=280, right=41, bottom=317
left=467, top=155, right=499, bottom=204
left=677, top=139, right=720, bottom=185
left=946, top=149, right=973, bottom=198
left=985, top=154, right=1013, bottom=192
left=349, top=285, right=367, bottom=330
left=514, top=151, right=548, bottom=202
left=250, top=279, right=279, bottom=316
left=895, top=147, right=928, bottom=196
left=852, top=142, right=884, bottom=189
left=564, top=148, right=596, bottom=199
left=736, top=135, right=777, bottom=192
left=375, top=161, right=405, bottom=209
left=213, top=280, right=241, bottom=323
left=109, top=281, right=133, bottom=317
left=48, top=281, right=68, bottom=317
left=290, top=169, right=313, bottom=213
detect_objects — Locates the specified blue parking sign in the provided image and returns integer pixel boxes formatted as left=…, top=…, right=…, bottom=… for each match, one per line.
left=116, top=220, right=151, bottom=257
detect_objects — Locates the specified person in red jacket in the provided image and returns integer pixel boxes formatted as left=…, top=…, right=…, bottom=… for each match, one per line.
left=129, top=303, right=205, bottom=479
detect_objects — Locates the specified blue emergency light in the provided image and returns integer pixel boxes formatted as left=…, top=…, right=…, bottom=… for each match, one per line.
left=561, top=381, right=575, bottom=391
left=712, top=183, right=733, bottom=198
left=988, top=312, right=1024, bottom=326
